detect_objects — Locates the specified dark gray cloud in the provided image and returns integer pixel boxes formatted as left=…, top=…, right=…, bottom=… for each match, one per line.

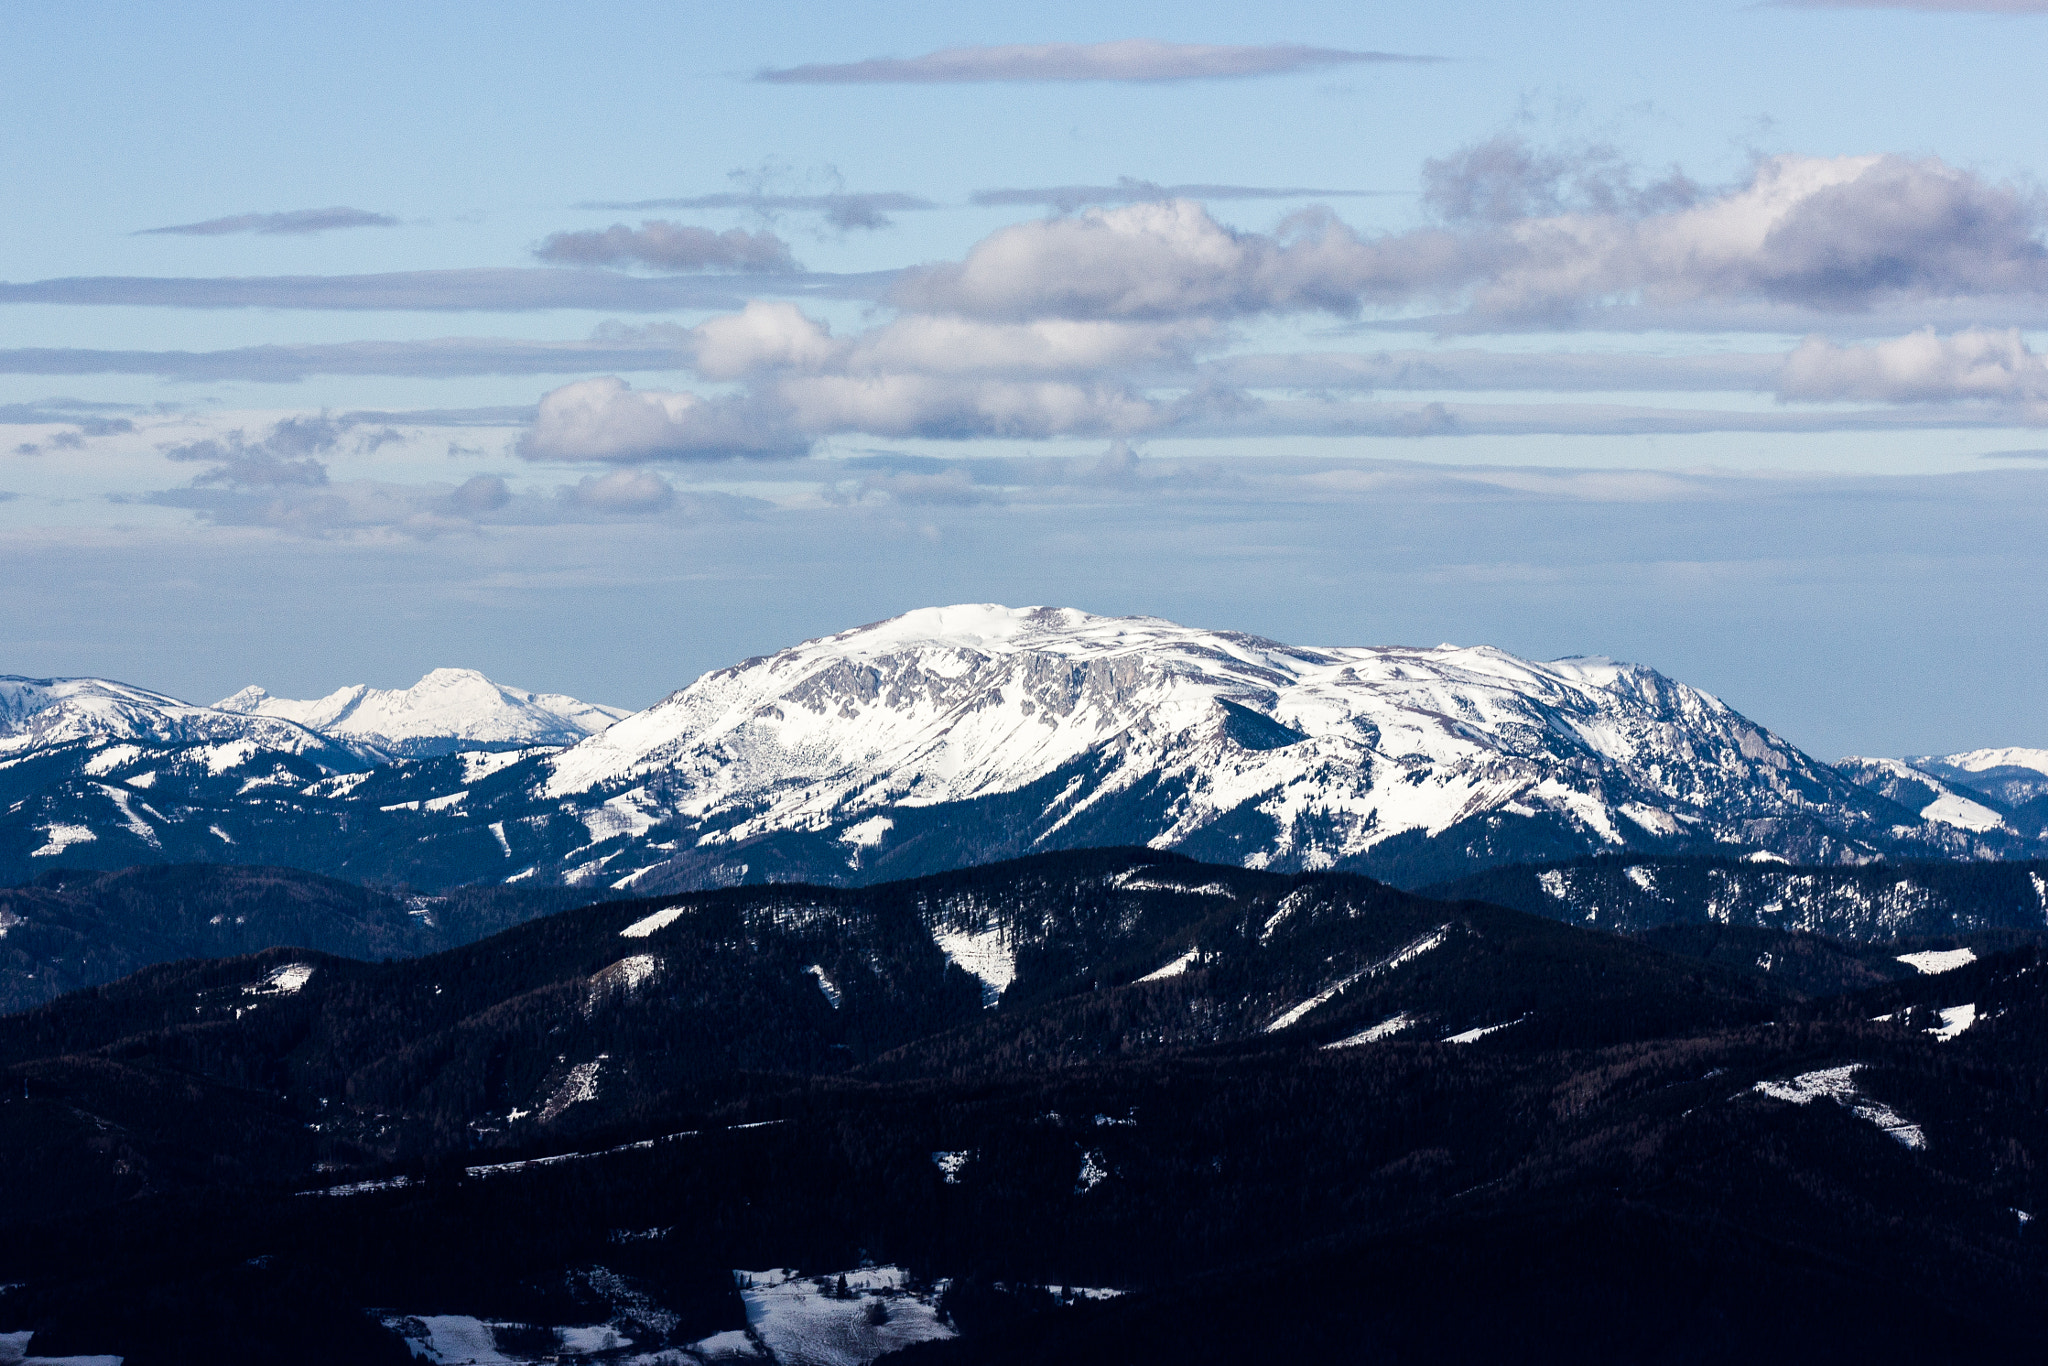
left=970, top=178, right=1395, bottom=212
left=0, top=401, right=136, bottom=437
left=0, top=334, right=689, bottom=382
left=0, top=267, right=895, bottom=311
left=1421, top=135, right=1697, bottom=225
left=756, top=39, right=1437, bottom=84
left=579, top=192, right=935, bottom=231
left=165, top=414, right=342, bottom=487
left=534, top=221, right=799, bottom=272
left=136, top=207, right=400, bottom=236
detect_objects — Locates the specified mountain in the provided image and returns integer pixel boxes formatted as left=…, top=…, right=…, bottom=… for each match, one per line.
left=1427, top=851, right=2048, bottom=942
left=0, top=674, right=362, bottom=761
left=3, top=849, right=2044, bottom=1363
left=0, top=864, right=608, bottom=1013
left=214, top=667, right=629, bottom=758
left=2, top=608, right=2040, bottom=893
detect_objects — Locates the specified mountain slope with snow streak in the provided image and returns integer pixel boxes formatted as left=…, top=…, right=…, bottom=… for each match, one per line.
left=521, top=605, right=1981, bottom=891
left=216, top=667, right=627, bottom=757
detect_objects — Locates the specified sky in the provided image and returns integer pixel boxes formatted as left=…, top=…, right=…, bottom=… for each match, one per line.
left=4, top=0, right=2046, bottom=760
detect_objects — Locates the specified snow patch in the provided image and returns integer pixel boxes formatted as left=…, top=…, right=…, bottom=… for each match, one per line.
left=587, top=955, right=657, bottom=1010
left=1138, top=947, right=1201, bottom=982
left=247, top=963, right=315, bottom=996
left=1445, top=1014, right=1529, bottom=1045
left=1537, top=869, right=1568, bottom=901
left=1323, top=1012, right=1414, bottom=1048
left=1919, top=792, right=2008, bottom=833
left=1744, top=850, right=1790, bottom=864
left=1930, top=1003, right=1977, bottom=1040
left=1624, top=865, right=1657, bottom=894
left=489, top=821, right=511, bottom=857
left=1752, top=1064, right=1925, bottom=1148
left=931, top=1150, right=971, bottom=1184
left=81, top=743, right=142, bottom=776
left=30, top=824, right=96, bottom=857
left=539, top=1056, right=606, bottom=1124
left=736, top=1265, right=956, bottom=1365
left=839, top=815, right=894, bottom=848
left=620, top=906, right=686, bottom=939
left=1896, top=948, right=1976, bottom=975
left=1075, top=1151, right=1109, bottom=1194
left=808, top=964, right=842, bottom=1008
left=933, top=923, right=1015, bottom=1007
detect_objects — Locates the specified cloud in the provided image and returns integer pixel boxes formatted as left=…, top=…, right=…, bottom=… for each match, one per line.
left=580, top=192, right=935, bottom=231
left=1203, top=347, right=1784, bottom=393
left=135, top=207, right=400, bottom=236
left=899, top=153, right=2048, bottom=323
left=1779, top=326, right=2048, bottom=402
left=164, top=414, right=342, bottom=487
left=756, top=39, right=1436, bottom=83
left=970, top=178, right=1392, bottom=212
left=533, top=221, right=798, bottom=272
left=0, top=267, right=893, bottom=312
left=563, top=468, right=676, bottom=512
left=1772, top=1, right=2048, bottom=11
left=518, top=377, right=805, bottom=462
left=447, top=473, right=512, bottom=513
left=0, top=333, right=693, bottom=383
left=1420, top=134, right=1697, bottom=225
left=0, top=402, right=136, bottom=434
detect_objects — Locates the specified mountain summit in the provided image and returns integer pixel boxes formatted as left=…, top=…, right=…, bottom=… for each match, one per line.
left=214, top=667, right=628, bottom=757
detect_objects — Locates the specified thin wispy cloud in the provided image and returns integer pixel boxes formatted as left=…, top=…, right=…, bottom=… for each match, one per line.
left=135, top=207, right=400, bottom=237
left=756, top=39, right=1437, bottom=85
left=579, top=192, right=936, bottom=231
left=971, top=178, right=1394, bottom=212
left=1771, top=2, right=2048, bottom=11
left=0, top=267, right=894, bottom=311
left=0, top=335, right=691, bottom=383
left=533, top=222, right=798, bottom=272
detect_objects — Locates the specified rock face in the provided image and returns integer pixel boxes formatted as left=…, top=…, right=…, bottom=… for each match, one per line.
left=0, top=607, right=2037, bottom=892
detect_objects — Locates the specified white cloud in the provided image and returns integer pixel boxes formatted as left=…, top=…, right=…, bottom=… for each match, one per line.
left=563, top=468, right=676, bottom=512
left=1779, top=327, right=2048, bottom=402
left=518, top=376, right=801, bottom=461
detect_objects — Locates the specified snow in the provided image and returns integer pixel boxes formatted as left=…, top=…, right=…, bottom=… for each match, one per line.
left=1138, top=947, right=1201, bottom=982
left=247, top=963, right=315, bottom=996
left=932, top=923, right=1015, bottom=1007
left=0, top=1331, right=123, bottom=1366
left=2036, top=873, right=2048, bottom=921
left=736, top=1266, right=956, bottom=1365
left=1323, top=1013, right=1414, bottom=1048
left=383, top=1314, right=522, bottom=1364
left=1267, top=924, right=1451, bottom=1034
left=423, top=789, right=469, bottom=812
left=932, top=1150, right=971, bottom=1184
left=1445, top=1015, right=1529, bottom=1044
left=529, top=605, right=1839, bottom=874
left=30, top=823, right=96, bottom=857
left=539, top=1056, right=606, bottom=1123
left=81, top=744, right=142, bottom=776
left=219, top=669, right=626, bottom=755
left=587, top=956, right=657, bottom=1010
left=1918, top=792, right=2008, bottom=833
left=1937, top=746, right=2048, bottom=778
left=807, top=964, right=842, bottom=1008
left=1896, top=947, right=1977, bottom=975
left=620, top=906, right=686, bottom=938
left=688, top=1329, right=765, bottom=1359
left=1537, top=870, right=1569, bottom=901
left=1074, top=1151, right=1109, bottom=1194
left=1624, top=865, right=1658, bottom=894
left=461, top=748, right=540, bottom=784
left=489, top=821, right=511, bottom=857
left=96, top=783, right=159, bottom=846
left=1752, top=1065, right=1925, bottom=1148
left=1744, top=850, right=1790, bottom=863
left=209, top=824, right=235, bottom=844
left=1930, top=1003, right=1977, bottom=1040
left=839, top=815, right=894, bottom=848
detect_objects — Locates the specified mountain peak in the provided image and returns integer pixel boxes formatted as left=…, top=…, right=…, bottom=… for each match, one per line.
left=219, top=669, right=626, bottom=757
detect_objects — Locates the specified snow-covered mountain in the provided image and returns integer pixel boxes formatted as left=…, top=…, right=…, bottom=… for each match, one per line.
left=0, top=675, right=358, bottom=760
left=1838, top=747, right=2048, bottom=843
left=214, top=667, right=628, bottom=757
left=1, top=608, right=2038, bottom=892
left=512, top=605, right=2016, bottom=891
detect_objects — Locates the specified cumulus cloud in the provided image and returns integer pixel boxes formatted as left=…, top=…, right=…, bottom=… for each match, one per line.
left=900, top=154, right=2048, bottom=323
left=533, top=221, right=798, bottom=272
left=756, top=39, right=1435, bottom=84
left=519, top=376, right=803, bottom=462
left=971, top=178, right=1389, bottom=212
left=136, top=207, right=399, bottom=236
left=1778, top=326, right=2048, bottom=402
left=562, top=467, right=676, bottom=512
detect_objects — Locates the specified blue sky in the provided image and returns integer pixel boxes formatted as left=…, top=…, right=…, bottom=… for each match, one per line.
left=4, top=0, right=2046, bottom=758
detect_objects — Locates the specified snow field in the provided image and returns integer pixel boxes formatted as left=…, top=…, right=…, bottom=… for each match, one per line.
left=735, top=1267, right=955, bottom=1366
left=1896, top=948, right=1977, bottom=975
left=1752, top=1065, right=1926, bottom=1148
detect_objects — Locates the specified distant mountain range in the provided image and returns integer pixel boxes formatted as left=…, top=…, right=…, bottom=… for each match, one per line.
left=0, top=606, right=2042, bottom=894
